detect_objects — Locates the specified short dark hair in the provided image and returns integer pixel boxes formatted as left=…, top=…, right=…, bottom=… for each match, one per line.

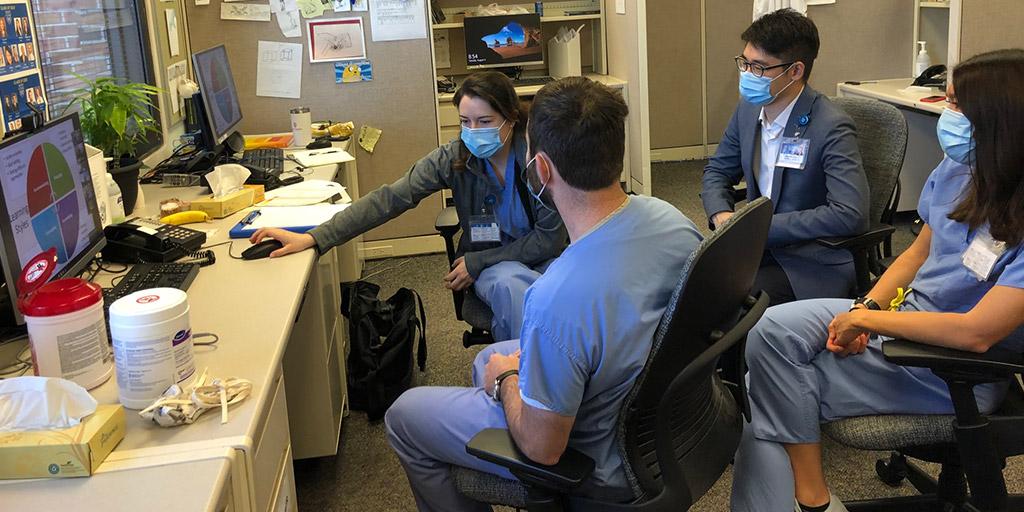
left=741, top=8, right=819, bottom=80
left=527, top=77, right=628, bottom=190
left=947, top=48, right=1024, bottom=247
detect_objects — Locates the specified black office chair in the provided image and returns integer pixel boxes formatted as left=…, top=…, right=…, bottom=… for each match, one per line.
left=449, top=198, right=774, bottom=512
left=822, top=339, right=1024, bottom=512
left=815, top=97, right=908, bottom=296
left=435, top=205, right=496, bottom=347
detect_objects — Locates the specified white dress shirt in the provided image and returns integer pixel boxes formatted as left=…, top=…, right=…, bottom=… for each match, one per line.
left=757, top=88, right=803, bottom=200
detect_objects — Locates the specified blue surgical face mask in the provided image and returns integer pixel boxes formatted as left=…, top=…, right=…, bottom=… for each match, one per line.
left=936, top=107, right=975, bottom=165
left=461, top=120, right=508, bottom=159
left=523, top=155, right=554, bottom=212
left=738, top=64, right=796, bottom=106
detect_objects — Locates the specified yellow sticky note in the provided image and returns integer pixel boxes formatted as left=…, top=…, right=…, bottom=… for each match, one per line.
left=359, top=125, right=382, bottom=154
left=297, top=0, right=325, bottom=18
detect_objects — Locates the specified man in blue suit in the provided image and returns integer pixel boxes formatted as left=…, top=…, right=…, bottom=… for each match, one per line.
left=702, top=8, right=869, bottom=306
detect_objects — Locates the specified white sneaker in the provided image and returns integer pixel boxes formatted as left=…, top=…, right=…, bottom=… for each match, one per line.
left=794, top=492, right=848, bottom=512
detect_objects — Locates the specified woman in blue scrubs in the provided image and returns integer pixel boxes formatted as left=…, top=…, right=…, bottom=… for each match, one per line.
left=732, top=49, right=1024, bottom=512
left=252, top=72, right=566, bottom=341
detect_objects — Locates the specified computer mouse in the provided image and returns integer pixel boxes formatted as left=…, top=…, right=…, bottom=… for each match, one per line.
left=241, top=239, right=284, bottom=260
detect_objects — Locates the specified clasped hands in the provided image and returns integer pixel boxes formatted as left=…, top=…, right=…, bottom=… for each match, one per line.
left=827, top=307, right=871, bottom=357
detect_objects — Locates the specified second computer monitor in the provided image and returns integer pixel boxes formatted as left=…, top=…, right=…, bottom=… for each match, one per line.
left=192, top=44, right=243, bottom=145
left=464, top=13, right=544, bottom=69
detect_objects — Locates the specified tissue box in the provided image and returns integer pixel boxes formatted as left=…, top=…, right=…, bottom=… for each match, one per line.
left=0, top=405, right=126, bottom=479
left=243, top=184, right=266, bottom=204
left=191, top=188, right=256, bottom=218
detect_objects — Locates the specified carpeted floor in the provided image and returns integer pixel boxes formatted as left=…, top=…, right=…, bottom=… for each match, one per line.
left=293, top=160, right=1022, bottom=511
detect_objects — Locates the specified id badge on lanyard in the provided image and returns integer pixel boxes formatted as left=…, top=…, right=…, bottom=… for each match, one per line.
left=962, top=231, right=1007, bottom=281
left=470, top=194, right=501, bottom=244
left=776, top=137, right=810, bottom=170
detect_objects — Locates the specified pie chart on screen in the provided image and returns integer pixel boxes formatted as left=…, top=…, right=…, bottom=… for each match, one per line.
left=26, top=143, right=78, bottom=262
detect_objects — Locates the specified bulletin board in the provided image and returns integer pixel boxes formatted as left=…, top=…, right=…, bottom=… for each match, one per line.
left=184, top=0, right=442, bottom=242
left=151, top=0, right=192, bottom=124
left=0, top=0, right=45, bottom=135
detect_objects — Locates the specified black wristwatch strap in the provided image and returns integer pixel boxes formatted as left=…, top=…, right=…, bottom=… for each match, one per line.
left=852, top=296, right=882, bottom=311
left=492, top=369, right=519, bottom=402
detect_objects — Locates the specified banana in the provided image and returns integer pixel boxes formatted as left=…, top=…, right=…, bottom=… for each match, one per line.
left=160, top=210, right=210, bottom=225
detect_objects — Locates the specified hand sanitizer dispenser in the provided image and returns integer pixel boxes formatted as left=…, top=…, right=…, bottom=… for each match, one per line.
left=915, top=41, right=932, bottom=76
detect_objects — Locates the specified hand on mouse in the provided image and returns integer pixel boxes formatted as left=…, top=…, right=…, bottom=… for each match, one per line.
left=249, top=228, right=315, bottom=258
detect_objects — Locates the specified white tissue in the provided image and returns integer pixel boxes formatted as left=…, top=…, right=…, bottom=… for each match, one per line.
left=206, top=163, right=251, bottom=198
left=0, top=377, right=98, bottom=431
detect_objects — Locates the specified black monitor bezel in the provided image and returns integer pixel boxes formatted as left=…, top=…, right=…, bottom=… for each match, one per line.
left=191, top=44, right=243, bottom=145
left=464, top=13, right=545, bottom=69
left=0, top=113, right=106, bottom=324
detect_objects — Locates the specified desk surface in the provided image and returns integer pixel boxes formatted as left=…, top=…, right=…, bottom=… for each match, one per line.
left=836, top=78, right=948, bottom=114
left=437, top=73, right=627, bottom=103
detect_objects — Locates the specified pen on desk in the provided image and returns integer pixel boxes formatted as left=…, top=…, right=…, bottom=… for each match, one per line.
left=240, top=210, right=261, bottom=226
left=308, top=150, right=339, bottom=156
left=844, top=80, right=878, bottom=85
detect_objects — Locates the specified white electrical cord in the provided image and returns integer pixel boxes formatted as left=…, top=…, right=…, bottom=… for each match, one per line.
left=139, top=368, right=252, bottom=427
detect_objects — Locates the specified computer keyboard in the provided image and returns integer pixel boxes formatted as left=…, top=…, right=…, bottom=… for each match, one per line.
left=513, top=76, right=555, bottom=87
left=103, top=263, right=200, bottom=309
left=240, top=148, right=285, bottom=176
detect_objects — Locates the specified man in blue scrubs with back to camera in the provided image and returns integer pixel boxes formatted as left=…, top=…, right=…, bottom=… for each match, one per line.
left=384, top=76, right=704, bottom=511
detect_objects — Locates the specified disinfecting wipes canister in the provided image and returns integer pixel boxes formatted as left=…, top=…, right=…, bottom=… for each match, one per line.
left=109, top=288, right=195, bottom=409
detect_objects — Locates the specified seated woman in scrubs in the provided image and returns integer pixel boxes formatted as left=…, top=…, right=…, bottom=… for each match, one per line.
left=251, top=71, right=566, bottom=341
left=731, top=48, right=1024, bottom=512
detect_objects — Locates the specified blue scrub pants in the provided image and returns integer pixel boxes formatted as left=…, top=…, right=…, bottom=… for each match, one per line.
left=386, top=340, right=521, bottom=512
left=732, top=298, right=1006, bottom=511
left=474, top=260, right=552, bottom=341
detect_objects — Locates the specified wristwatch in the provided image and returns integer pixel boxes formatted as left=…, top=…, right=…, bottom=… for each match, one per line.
left=851, top=296, right=882, bottom=312
left=491, top=369, right=519, bottom=402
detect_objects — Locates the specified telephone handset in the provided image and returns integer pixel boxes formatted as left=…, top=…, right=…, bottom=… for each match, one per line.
left=912, top=64, right=947, bottom=88
left=102, top=217, right=207, bottom=264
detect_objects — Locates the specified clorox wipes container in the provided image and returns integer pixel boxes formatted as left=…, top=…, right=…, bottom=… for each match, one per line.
left=109, top=288, right=194, bottom=409
left=17, top=248, right=112, bottom=390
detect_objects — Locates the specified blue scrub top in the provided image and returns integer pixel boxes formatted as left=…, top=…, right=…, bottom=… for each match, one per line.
left=516, top=196, right=703, bottom=491
left=905, top=157, right=1024, bottom=351
left=484, top=157, right=531, bottom=244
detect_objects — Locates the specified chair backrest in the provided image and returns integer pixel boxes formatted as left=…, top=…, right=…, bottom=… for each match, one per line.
left=832, top=97, right=908, bottom=224
left=615, top=198, right=772, bottom=508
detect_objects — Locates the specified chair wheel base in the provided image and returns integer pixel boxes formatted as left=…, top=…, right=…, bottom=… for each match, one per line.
left=876, top=454, right=908, bottom=487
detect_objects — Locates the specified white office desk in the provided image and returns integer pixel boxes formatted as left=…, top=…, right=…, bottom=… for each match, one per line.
left=836, top=78, right=948, bottom=211
left=2, top=157, right=358, bottom=512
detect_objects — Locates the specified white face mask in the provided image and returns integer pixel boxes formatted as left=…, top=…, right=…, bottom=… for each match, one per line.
left=522, top=155, right=554, bottom=212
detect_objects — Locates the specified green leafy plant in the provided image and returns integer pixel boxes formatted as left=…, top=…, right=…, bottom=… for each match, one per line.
left=64, top=74, right=160, bottom=161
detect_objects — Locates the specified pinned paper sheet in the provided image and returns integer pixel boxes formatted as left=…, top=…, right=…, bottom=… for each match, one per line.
left=352, top=0, right=366, bottom=10
left=369, top=0, right=427, bottom=42
left=166, top=61, right=188, bottom=117
left=359, top=125, right=382, bottom=154
left=221, top=3, right=271, bottom=21
left=297, top=0, right=325, bottom=18
left=335, top=60, right=372, bottom=83
left=269, top=0, right=298, bottom=13
left=257, top=41, right=303, bottom=98
left=276, top=10, right=301, bottom=37
left=332, top=0, right=349, bottom=11
left=165, top=9, right=180, bottom=57
left=195, top=0, right=209, bottom=5
left=433, top=31, right=450, bottom=69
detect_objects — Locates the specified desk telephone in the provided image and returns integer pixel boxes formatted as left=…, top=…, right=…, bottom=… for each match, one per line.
left=102, top=218, right=208, bottom=264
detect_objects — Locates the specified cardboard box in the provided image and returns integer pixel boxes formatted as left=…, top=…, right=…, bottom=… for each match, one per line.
left=191, top=188, right=256, bottom=219
left=243, top=184, right=266, bottom=204
left=0, top=404, right=126, bottom=479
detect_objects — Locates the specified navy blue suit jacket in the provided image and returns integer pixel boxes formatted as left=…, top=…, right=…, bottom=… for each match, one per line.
left=701, top=86, right=870, bottom=299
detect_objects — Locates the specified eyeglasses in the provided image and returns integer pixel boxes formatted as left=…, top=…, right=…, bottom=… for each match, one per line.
left=734, top=56, right=795, bottom=78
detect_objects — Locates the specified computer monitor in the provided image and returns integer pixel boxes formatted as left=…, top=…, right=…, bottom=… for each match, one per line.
left=464, top=13, right=544, bottom=69
left=0, top=113, right=106, bottom=325
left=192, top=45, right=243, bottom=146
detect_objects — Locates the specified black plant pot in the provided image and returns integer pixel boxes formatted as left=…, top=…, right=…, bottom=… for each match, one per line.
left=109, top=157, right=142, bottom=215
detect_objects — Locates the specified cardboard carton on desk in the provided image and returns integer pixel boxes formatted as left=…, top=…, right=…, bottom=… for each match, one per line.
left=0, top=404, right=126, bottom=479
left=191, top=187, right=256, bottom=219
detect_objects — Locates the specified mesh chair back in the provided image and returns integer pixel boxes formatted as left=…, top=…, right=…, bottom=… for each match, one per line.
left=616, top=198, right=772, bottom=508
left=832, top=97, right=908, bottom=224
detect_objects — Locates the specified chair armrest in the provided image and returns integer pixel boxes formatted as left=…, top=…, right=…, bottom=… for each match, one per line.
left=435, top=205, right=461, bottom=237
left=816, top=223, right=896, bottom=251
left=730, top=186, right=747, bottom=203
left=883, top=339, right=1024, bottom=380
left=465, top=428, right=595, bottom=491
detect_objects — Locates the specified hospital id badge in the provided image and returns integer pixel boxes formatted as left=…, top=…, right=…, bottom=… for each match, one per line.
left=962, top=231, right=1007, bottom=281
left=469, top=215, right=501, bottom=243
left=776, top=137, right=810, bottom=170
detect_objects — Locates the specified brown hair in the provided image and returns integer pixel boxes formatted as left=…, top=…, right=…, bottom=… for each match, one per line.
left=947, top=48, right=1024, bottom=246
left=451, top=71, right=526, bottom=171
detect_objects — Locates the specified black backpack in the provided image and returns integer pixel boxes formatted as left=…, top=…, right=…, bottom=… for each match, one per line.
left=340, top=281, right=426, bottom=421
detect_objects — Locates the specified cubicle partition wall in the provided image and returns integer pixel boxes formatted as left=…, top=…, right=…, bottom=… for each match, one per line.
left=957, top=0, right=1024, bottom=61
left=183, top=1, right=442, bottom=244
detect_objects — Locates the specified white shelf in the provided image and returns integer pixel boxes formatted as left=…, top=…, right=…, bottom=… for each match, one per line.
left=432, top=13, right=601, bottom=30
left=920, top=1, right=950, bottom=8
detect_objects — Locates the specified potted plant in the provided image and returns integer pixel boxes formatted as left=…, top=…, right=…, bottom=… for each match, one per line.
left=65, top=74, right=160, bottom=215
